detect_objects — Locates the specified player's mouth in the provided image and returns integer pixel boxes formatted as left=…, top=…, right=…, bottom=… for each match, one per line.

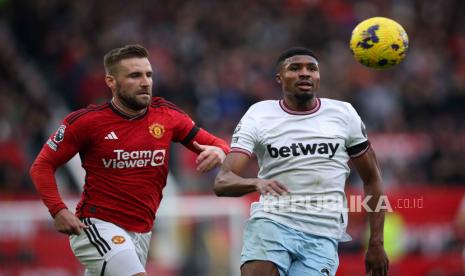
left=136, top=91, right=151, bottom=96
left=136, top=91, right=151, bottom=101
left=295, top=81, right=314, bottom=91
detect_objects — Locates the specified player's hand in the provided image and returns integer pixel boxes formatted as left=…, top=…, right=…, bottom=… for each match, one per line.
left=255, top=179, right=289, bottom=196
left=193, top=141, right=226, bottom=173
left=365, top=243, right=389, bottom=276
left=54, top=209, right=88, bottom=236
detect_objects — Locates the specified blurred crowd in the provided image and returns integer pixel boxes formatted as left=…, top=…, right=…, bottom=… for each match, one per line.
left=1, top=0, right=465, bottom=196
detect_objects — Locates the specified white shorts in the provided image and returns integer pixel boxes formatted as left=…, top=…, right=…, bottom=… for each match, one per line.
left=70, top=217, right=152, bottom=276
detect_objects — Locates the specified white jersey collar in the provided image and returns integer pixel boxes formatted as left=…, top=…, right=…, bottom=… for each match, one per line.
left=279, top=98, right=321, bottom=115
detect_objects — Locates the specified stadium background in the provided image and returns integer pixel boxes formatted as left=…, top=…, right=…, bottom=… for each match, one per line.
left=1, top=0, right=465, bottom=275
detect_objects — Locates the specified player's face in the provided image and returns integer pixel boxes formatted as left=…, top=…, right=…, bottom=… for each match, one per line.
left=276, top=55, right=320, bottom=102
left=111, top=57, right=153, bottom=111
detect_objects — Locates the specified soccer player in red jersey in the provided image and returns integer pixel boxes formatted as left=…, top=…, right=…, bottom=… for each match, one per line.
left=30, top=44, right=230, bottom=276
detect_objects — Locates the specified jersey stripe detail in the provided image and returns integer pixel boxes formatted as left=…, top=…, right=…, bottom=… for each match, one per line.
left=181, top=126, right=200, bottom=145
left=161, top=100, right=182, bottom=110
left=100, top=261, right=107, bottom=276
left=85, top=224, right=108, bottom=256
left=89, top=220, right=111, bottom=251
left=230, top=147, right=252, bottom=157
left=151, top=97, right=185, bottom=113
left=67, top=104, right=110, bottom=125
left=67, top=110, right=89, bottom=123
left=151, top=103, right=185, bottom=114
left=347, top=140, right=370, bottom=158
left=151, top=97, right=179, bottom=109
left=82, top=218, right=111, bottom=255
left=279, top=98, right=321, bottom=115
left=68, top=103, right=109, bottom=123
left=151, top=97, right=164, bottom=105
left=83, top=228, right=104, bottom=256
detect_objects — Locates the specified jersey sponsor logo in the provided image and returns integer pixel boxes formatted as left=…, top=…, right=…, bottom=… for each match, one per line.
left=111, top=235, right=126, bottom=244
left=53, top=125, right=66, bottom=143
left=267, top=143, right=340, bottom=159
left=149, top=123, right=165, bottom=139
left=46, top=139, right=58, bottom=151
left=102, top=149, right=166, bottom=168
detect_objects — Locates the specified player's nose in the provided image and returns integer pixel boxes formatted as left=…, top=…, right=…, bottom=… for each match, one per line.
left=298, top=67, right=311, bottom=78
left=140, top=76, right=151, bottom=86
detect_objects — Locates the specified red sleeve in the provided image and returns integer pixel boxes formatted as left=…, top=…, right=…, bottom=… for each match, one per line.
left=29, top=115, right=85, bottom=217
left=165, top=99, right=229, bottom=154
left=185, top=128, right=230, bottom=154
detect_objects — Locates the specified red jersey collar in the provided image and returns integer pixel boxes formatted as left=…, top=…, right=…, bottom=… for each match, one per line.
left=109, top=100, right=148, bottom=120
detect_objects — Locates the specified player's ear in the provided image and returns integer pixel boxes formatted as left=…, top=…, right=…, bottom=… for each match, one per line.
left=275, top=73, right=281, bottom=84
left=105, top=74, right=116, bottom=90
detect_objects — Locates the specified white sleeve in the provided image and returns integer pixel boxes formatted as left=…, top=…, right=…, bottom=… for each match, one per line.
left=230, top=107, right=259, bottom=157
left=345, top=103, right=369, bottom=157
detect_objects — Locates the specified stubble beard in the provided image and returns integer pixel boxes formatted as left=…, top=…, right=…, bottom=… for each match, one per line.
left=115, top=85, right=151, bottom=111
left=294, top=91, right=315, bottom=104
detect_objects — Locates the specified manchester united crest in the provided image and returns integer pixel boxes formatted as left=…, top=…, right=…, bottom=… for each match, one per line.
left=111, top=235, right=126, bottom=244
left=149, top=123, right=165, bottom=139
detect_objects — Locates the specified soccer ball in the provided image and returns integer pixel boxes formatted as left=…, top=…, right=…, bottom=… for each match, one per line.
left=349, top=17, right=409, bottom=69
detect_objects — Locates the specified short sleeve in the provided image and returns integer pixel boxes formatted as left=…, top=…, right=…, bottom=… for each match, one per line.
left=230, top=107, right=259, bottom=157
left=345, top=104, right=370, bottom=157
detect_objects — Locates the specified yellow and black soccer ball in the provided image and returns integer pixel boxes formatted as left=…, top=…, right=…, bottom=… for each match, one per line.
left=350, top=17, right=409, bottom=69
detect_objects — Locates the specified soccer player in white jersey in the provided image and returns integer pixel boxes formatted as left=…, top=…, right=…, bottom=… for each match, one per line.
left=214, top=47, right=389, bottom=276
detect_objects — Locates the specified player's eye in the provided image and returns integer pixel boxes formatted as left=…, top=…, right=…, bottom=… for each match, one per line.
left=288, top=65, right=299, bottom=71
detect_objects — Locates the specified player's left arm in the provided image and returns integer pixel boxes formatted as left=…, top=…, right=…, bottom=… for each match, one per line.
left=167, top=99, right=230, bottom=173
left=175, top=119, right=230, bottom=173
left=188, top=128, right=229, bottom=173
left=351, top=146, right=389, bottom=276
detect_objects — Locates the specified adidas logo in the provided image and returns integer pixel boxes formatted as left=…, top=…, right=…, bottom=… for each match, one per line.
left=105, top=131, right=118, bottom=140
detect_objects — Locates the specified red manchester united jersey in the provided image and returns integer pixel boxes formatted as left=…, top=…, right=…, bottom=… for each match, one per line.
left=30, top=97, right=229, bottom=232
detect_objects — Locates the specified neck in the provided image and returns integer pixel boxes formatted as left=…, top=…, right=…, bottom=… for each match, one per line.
left=283, top=95, right=317, bottom=111
left=111, top=97, right=147, bottom=117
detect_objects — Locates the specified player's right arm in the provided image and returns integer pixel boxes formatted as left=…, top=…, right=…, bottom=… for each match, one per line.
left=214, top=152, right=289, bottom=197
left=29, top=115, right=88, bottom=235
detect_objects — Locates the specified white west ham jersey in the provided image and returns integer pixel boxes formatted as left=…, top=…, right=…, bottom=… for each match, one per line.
left=231, top=98, right=369, bottom=241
